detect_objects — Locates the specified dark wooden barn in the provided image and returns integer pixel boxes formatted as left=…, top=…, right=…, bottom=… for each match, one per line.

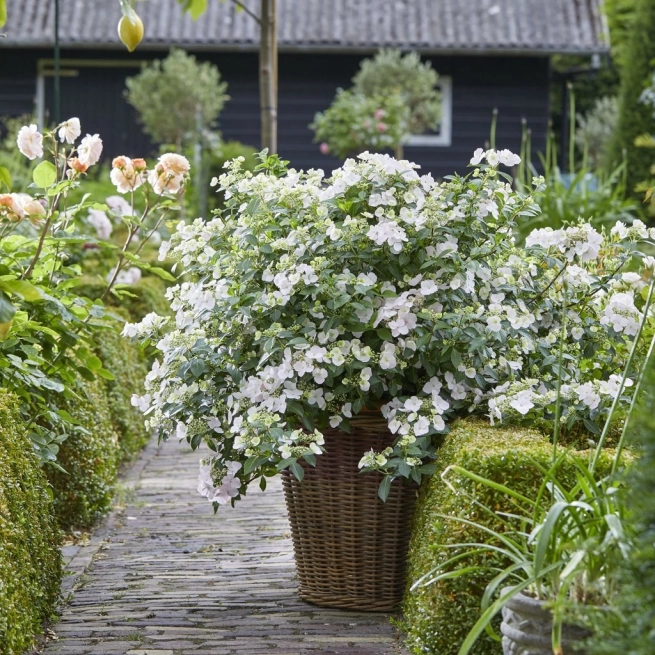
left=1, top=0, right=607, bottom=177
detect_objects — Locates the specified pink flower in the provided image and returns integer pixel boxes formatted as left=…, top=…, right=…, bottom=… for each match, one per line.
left=57, top=117, right=81, bottom=144
left=158, top=153, right=190, bottom=175
left=376, top=122, right=388, bottom=133
left=77, top=134, right=103, bottom=167
left=148, top=153, right=190, bottom=196
left=110, top=156, right=146, bottom=193
left=0, top=193, right=24, bottom=221
left=16, top=124, right=43, bottom=160
left=374, top=109, right=385, bottom=120
left=319, top=142, right=330, bottom=155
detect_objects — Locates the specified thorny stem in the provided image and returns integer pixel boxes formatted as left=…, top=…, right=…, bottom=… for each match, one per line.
left=22, top=215, right=54, bottom=279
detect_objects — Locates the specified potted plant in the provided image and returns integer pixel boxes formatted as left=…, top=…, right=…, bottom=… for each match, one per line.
left=127, top=147, right=654, bottom=611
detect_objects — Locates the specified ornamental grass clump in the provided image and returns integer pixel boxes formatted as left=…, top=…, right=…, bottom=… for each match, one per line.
left=127, top=148, right=655, bottom=508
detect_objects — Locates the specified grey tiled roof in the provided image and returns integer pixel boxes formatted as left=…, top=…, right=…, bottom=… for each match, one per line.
left=1, top=0, right=608, bottom=55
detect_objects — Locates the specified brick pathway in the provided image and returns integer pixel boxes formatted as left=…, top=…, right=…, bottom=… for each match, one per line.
left=46, top=438, right=408, bottom=655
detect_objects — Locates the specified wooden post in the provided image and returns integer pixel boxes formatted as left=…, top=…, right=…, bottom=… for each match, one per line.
left=259, top=0, right=278, bottom=153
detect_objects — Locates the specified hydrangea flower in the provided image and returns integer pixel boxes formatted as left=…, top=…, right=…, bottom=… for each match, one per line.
left=126, top=149, right=653, bottom=505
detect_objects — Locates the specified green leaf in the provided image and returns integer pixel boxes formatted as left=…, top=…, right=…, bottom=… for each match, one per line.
left=0, top=165, right=11, bottom=191
left=378, top=476, right=392, bottom=502
left=290, top=462, right=305, bottom=481
left=177, top=0, right=208, bottom=20
left=148, top=266, right=177, bottom=282
left=377, top=328, right=393, bottom=341
left=0, top=279, right=42, bottom=302
left=76, top=366, right=96, bottom=382
left=0, top=290, right=16, bottom=339
left=450, top=348, right=462, bottom=369
left=95, top=368, right=115, bottom=381
left=33, top=161, right=57, bottom=188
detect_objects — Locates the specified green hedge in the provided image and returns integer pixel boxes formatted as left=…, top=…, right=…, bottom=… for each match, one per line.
left=0, top=390, right=62, bottom=655
left=46, top=379, right=120, bottom=531
left=402, top=419, right=614, bottom=655
left=585, top=358, right=655, bottom=654
left=95, top=313, right=150, bottom=462
left=607, top=0, right=655, bottom=193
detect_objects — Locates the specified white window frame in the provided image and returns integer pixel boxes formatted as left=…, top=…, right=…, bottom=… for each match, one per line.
left=406, top=76, right=453, bottom=148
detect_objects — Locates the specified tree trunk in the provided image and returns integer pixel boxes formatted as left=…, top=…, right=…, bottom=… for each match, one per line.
left=259, top=0, right=278, bottom=153
left=395, top=142, right=404, bottom=160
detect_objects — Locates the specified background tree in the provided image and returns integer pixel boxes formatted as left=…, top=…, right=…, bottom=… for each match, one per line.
left=311, top=89, right=409, bottom=160
left=603, top=0, right=638, bottom=71
left=606, top=0, right=655, bottom=193
left=126, top=48, right=228, bottom=149
left=352, top=49, right=441, bottom=141
left=313, top=49, right=441, bottom=160
left=173, top=0, right=277, bottom=153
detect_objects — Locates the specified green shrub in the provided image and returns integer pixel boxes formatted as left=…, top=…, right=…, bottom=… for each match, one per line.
left=402, top=419, right=614, bottom=655
left=95, top=314, right=150, bottom=462
left=607, top=0, right=655, bottom=192
left=77, top=275, right=172, bottom=322
left=186, top=139, right=259, bottom=216
left=46, top=379, right=120, bottom=531
left=0, top=389, right=62, bottom=654
left=585, top=357, right=655, bottom=654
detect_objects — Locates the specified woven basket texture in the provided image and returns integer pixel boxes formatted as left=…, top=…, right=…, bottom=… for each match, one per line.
left=282, top=412, right=418, bottom=612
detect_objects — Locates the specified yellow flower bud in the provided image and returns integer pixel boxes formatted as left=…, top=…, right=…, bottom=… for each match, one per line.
left=118, top=11, right=144, bottom=53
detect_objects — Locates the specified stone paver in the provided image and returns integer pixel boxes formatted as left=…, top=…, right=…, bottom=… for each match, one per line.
left=44, top=438, right=409, bottom=655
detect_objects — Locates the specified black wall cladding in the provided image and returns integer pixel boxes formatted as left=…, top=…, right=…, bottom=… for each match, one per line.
left=0, top=49, right=549, bottom=179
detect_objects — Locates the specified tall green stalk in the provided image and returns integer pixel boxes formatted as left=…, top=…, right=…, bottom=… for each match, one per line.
left=552, top=291, right=569, bottom=463
left=489, top=108, right=498, bottom=150
left=568, top=82, right=575, bottom=175
left=591, top=275, right=655, bottom=474
left=613, top=329, right=655, bottom=475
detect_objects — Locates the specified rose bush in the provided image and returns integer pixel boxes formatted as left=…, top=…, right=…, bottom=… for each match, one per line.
left=127, top=148, right=655, bottom=506
left=0, top=118, right=186, bottom=463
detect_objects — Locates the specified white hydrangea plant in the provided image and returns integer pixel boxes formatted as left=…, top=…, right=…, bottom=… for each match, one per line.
left=125, top=149, right=655, bottom=506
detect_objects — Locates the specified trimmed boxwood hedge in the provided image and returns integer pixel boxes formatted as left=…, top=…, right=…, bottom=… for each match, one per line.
left=95, top=313, right=150, bottom=462
left=0, top=389, right=62, bottom=655
left=402, top=419, right=615, bottom=655
left=46, top=378, right=120, bottom=531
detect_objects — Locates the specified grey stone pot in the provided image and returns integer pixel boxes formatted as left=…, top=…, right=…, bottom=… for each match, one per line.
left=500, top=587, right=590, bottom=655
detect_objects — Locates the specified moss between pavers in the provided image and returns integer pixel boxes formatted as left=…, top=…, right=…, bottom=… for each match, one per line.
left=0, top=389, right=62, bottom=655
left=402, top=418, right=615, bottom=655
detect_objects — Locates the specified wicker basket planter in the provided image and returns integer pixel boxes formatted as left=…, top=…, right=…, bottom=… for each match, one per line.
left=281, top=412, right=418, bottom=612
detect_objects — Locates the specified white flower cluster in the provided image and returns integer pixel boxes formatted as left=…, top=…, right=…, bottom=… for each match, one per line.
left=126, top=149, right=652, bottom=505
left=197, top=459, right=242, bottom=505
left=525, top=223, right=604, bottom=262
left=470, top=148, right=522, bottom=168
left=488, top=375, right=634, bottom=424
